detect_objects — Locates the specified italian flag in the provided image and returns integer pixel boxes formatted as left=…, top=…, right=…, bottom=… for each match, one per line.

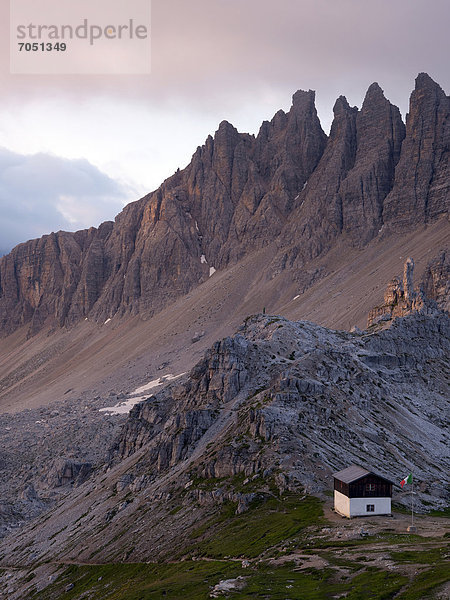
left=400, top=473, right=413, bottom=488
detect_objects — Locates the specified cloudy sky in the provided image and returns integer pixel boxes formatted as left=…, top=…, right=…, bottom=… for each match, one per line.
left=1, top=0, right=449, bottom=255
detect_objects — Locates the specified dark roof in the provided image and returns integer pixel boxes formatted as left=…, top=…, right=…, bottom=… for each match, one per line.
left=333, top=465, right=394, bottom=485
left=333, top=465, right=370, bottom=483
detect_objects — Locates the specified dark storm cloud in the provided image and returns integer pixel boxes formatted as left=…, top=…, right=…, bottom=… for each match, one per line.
left=0, top=148, right=128, bottom=254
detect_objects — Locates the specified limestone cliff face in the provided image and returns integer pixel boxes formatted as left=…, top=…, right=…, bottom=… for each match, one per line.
left=281, top=83, right=406, bottom=265
left=0, top=228, right=111, bottom=335
left=339, top=83, right=405, bottom=244
left=0, top=75, right=448, bottom=336
left=282, top=96, right=358, bottom=262
left=184, top=89, right=327, bottom=267
left=0, top=90, right=327, bottom=335
left=383, top=73, right=450, bottom=228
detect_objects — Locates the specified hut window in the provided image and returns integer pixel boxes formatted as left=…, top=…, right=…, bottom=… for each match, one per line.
left=366, top=483, right=376, bottom=491
left=366, top=504, right=375, bottom=512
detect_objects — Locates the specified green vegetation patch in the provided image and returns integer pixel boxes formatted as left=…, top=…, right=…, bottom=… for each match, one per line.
left=317, top=550, right=364, bottom=571
left=189, top=493, right=324, bottom=558
left=189, top=472, right=277, bottom=496
left=28, top=561, right=245, bottom=600
left=233, top=564, right=341, bottom=599
left=390, top=546, right=448, bottom=564
left=391, top=502, right=411, bottom=515
left=344, top=568, right=408, bottom=599
left=395, top=563, right=449, bottom=600
left=23, top=488, right=448, bottom=600
left=27, top=562, right=410, bottom=600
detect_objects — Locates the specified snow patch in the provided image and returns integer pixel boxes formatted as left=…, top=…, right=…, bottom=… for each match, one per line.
left=302, top=181, right=308, bottom=190
left=99, top=396, right=147, bottom=415
left=209, top=267, right=216, bottom=277
left=133, top=373, right=185, bottom=395
left=195, top=220, right=200, bottom=232
left=104, top=318, right=111, bottom=325
left=293, top=295, right=300, bottom=301
left=200, top=254, right=207, bottom=264
left=100, top=373, right=186, bottom=416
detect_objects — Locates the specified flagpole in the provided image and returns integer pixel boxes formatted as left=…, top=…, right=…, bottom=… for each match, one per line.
left=411, top=473, right=414, bottom=528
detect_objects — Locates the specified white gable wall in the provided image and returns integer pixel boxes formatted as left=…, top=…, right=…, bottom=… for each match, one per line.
left=334, top=491, right=391, bottom=517
left=334, top=490, right=350, bottom=517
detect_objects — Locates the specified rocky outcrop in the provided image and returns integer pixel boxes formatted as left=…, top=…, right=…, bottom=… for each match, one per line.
left=44, top=458, right=92, bottom=488
left=114, top=312, right=449, bottom=509
left=0, top=484, right=47, bottom=539
left=282, top=96, right=358, bottom=261
left=115, top=335, right=251, bottom=468
left=383, top=73, right=450, bottom=228
left=337, top=83, right=405, bottom=245
left=367, top=257, right=439, bottom=327
left=0, top=75, right=447, bottom=337
left=403, top=257, right=415, bottom=302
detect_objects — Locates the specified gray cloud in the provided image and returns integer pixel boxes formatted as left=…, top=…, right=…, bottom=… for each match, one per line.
left=0, top=148, right=130, bottom=254
left=1, top=0, right=448, bottom=117
left=150, top=0, right=450, bottom=120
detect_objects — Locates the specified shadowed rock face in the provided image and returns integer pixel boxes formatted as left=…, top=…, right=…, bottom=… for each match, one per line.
left=280, top=83, right=407, bottom=266
left=421, top=251, right=450, bottom=312
left=280, top=96, right=359, bottom=263
left=0, top=75, right=448, bottom=336
left=185, top=89, right=327, bottom=267
left=339, top=83, right=406, bottom=244
left=383, top=73, right=450, bottom=228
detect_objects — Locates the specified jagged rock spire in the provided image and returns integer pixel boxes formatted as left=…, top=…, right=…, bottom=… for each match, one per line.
left=403, top=258, right=415, bottom=303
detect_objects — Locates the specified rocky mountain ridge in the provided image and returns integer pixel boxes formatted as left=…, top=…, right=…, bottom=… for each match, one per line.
left=0, top=73, right=448, bottom=337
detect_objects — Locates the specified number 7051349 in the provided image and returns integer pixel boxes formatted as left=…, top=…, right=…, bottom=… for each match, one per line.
left=18, top=42, right=67, bottom=51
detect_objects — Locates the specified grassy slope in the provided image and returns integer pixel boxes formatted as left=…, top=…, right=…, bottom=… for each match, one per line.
left=23, top=491, right=449, bottom=600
